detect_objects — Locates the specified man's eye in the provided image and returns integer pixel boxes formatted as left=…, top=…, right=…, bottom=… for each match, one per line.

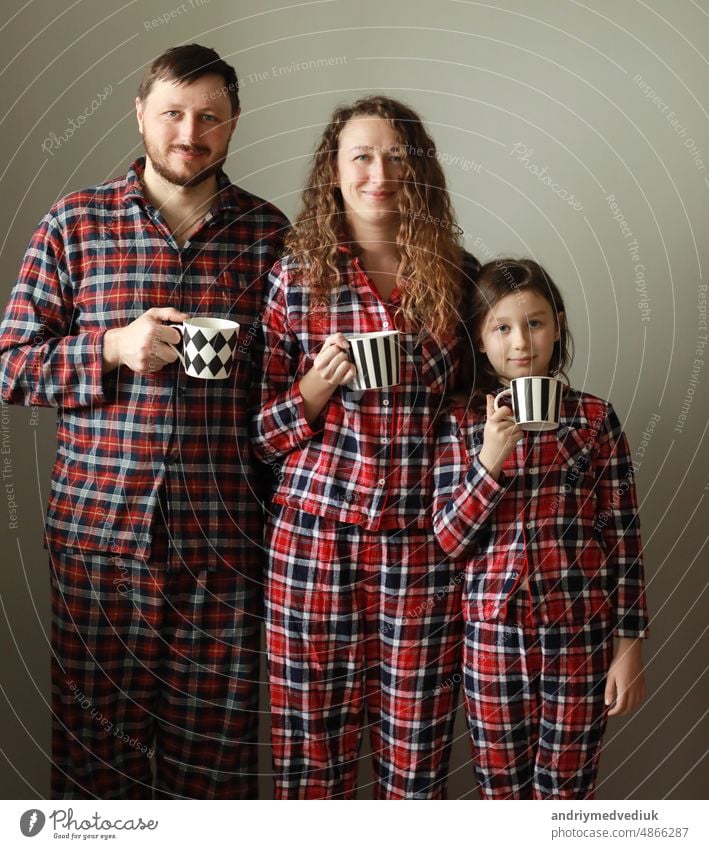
left=202, top=114, right=218, bottom=122
left=164, top=111, right=179, bottom=118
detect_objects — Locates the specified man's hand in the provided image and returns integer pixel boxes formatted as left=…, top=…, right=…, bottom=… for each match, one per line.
left=102, top=307, right=189, bottom=374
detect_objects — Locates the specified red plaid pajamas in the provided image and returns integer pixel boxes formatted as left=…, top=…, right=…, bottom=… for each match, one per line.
left=265, top=505, right=463, bottom=799
left=463, top=611, right=614, bottom=798
left=432, top=390, right=649, bottom=799
left=50, top=531, right=261, bottom=799
left=252, top=249, right=479, bottom=797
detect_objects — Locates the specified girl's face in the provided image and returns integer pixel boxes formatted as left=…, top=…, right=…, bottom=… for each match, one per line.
left=478, top=289, right=561, bottom=383
left=336, top=116, right=404, bottom=231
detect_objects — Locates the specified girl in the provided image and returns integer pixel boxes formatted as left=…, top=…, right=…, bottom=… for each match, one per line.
left=432, top=258, right=648, bottom=799
left=252, top=96, right=478, bottom=798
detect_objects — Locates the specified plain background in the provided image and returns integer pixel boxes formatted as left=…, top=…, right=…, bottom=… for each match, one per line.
left=0, top=0, right=707, bottom=800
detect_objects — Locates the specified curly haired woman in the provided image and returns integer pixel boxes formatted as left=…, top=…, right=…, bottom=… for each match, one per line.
left=252, top=95, right=478, bottom=798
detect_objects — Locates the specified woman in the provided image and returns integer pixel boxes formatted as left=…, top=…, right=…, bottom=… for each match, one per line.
left=252, top=95, right=478, bottom=799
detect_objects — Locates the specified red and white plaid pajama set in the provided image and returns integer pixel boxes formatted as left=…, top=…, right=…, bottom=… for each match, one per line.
left=432, top=390, right=649, bottom=798
left=251, top=248, right=479, bottom=798
left=0, top=158, right=288, bottom=798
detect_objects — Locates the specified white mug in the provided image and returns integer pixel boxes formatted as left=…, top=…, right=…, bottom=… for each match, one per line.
left=346, top=330, right=400, bottom=391
left=167, top=317, right=240, bottom=380
left=494, top=376, right=564, bottom=431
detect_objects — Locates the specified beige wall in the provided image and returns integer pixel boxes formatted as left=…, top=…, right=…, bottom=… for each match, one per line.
left=1, top=0, right=707, bottom=799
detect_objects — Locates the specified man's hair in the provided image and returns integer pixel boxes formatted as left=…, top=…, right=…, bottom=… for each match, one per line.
left=138, top=44, right=239, bottom=114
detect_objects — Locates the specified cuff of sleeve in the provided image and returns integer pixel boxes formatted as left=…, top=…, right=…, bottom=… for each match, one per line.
left=285, top=381, right=323, bottom=443
left=464, top=456, right=505, bottom=505
left=92, top=330, right=117, bottom=404
left=614, top=626, right=649, bottom=639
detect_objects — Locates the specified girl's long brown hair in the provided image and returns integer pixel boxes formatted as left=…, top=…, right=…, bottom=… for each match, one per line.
left=453, top=258, right=574, bottom=414
left=285, top=95, right=465, bottom=339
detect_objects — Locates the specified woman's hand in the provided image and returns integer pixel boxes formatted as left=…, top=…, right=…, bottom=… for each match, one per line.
left=299, top=333, right=357, bottom=425
left=310, top=333, right=357, bottom=387
left=478, top=394, right=524, bottom=480
left=605, top=637, right=646, bottom=717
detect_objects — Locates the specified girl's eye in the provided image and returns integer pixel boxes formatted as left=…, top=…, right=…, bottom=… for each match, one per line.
left=496, top=324, right=509, bottom=333
left=389, top=154, right=403, bottom=163
left=355, top=154, right=370, bottom=162
left=528, top=319, right=542, bottom=328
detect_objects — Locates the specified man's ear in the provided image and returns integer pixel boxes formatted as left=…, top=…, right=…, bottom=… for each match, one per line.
left=135, top=96, right=145, bottom=134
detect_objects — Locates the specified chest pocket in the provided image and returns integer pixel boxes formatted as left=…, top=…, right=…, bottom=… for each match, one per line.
left=556, top=425, right=594, bottom=472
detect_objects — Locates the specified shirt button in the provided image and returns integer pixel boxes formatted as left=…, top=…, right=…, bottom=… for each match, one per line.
left=383, top=321, right=389, bottom=329
left=382, top=399, right=389, bottom=407
left=525, top=522, right=533, bottom=529
left=510, top=570, right=518, bottom=578
left=378, top=478, right=386, bottom=486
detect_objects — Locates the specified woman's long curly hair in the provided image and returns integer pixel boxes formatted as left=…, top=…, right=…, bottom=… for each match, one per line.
left=285, top=95, right=465, bottom=339
left=453, top=258, right=574, bottom=414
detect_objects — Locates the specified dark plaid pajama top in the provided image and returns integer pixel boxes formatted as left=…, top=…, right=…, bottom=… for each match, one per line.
left=432, top=390, right=649, bottom=637
left=0, top=158, right=289, bottom=568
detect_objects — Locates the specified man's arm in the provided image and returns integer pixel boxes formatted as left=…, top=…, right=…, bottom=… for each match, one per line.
left=0, top=212, right=186, bottom=407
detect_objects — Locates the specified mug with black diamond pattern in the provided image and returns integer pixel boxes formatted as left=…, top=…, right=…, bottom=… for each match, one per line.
left=168, top=317, right=240, bottom=380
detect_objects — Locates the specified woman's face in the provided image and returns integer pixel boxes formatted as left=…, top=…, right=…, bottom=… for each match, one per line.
left=336, top=116, right=405, bottom=232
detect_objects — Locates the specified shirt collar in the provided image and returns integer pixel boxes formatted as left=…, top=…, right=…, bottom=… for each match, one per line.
left=121, top=157, right=240, bottom=215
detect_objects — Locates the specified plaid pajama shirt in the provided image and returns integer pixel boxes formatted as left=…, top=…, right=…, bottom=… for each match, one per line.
left=0, top=158, right=288, bottom=797
left=432, top=390, right=649, bottom=799
left=252, top=248, right=479, bottom=798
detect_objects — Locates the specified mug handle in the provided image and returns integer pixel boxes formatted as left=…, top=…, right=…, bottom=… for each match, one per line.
left=165, top=323, right=185, bottom=366
left=493, top=388, right=512, bottom=412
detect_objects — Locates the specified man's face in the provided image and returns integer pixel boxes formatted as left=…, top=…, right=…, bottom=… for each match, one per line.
left=136, top=74, right=238, bottom=188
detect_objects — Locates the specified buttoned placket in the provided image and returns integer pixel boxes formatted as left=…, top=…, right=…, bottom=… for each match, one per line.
left=502, top=432, right=536, bottom=622
left=351, top=256, right=398, bottom=530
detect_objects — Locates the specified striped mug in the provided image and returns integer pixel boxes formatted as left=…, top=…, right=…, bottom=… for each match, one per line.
left=346, top=330, right=400, bottom=391
left=494, top=376, right=564, bottom=431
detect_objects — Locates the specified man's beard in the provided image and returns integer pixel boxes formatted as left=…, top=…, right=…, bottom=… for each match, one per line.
left=143, top=137, right=227, bottom=188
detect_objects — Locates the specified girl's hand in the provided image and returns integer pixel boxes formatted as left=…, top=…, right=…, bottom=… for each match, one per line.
left=310, top=333, right=357, bottom=388
left=478, top=394, right=524, bottom=480
left=605, top=637, right=646, bottom=717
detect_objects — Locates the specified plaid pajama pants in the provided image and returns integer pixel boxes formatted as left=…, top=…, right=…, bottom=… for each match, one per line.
left=265, top=505, right=463, bottom=799
left=463, top=608, right=614, bottom=800
left=50, top=535, right=261, bottom=799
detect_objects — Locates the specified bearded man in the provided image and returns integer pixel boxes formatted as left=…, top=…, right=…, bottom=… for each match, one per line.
left=0, top=44, right=288, bottom=799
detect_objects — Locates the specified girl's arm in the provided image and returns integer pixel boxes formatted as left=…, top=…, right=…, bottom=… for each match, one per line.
left=431, top=400, right=519, bottom=558
left=595, top=403, right=650, bottom=639
left=605, top=637, right=646, bottom=716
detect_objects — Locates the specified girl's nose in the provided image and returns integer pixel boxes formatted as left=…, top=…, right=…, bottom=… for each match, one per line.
left=512, top=328, right=530, bottom=349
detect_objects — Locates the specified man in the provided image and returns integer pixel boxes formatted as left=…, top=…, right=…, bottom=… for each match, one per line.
left=0, top=45, right=288, bottom=799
